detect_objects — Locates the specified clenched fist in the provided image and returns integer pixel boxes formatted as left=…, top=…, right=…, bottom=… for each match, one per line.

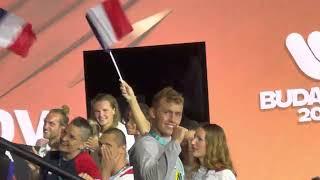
left=172, top=126, right=188, bottom=144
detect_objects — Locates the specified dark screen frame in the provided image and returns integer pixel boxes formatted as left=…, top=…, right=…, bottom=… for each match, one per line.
left=83, top=42, right=210, bottom=123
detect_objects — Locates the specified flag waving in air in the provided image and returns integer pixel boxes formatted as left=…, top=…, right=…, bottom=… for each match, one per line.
left=86, top=0, right=133, bottom=49
left=86, top=0, right=133, bottom=80
left=0, top=8, right=36, bottom=57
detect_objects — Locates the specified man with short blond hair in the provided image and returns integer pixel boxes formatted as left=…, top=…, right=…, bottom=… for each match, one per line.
left=130, top=87, right=187, bottom=180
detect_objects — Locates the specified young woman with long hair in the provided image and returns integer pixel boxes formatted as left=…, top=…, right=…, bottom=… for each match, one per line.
left=191, top=124, right=236, bottom=180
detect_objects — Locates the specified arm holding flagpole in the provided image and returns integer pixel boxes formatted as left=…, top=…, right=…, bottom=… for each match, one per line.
left=120, top=80, right=151, bottom=135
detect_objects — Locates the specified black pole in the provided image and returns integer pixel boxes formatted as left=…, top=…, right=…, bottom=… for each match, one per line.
left=0, top=137, right=82, bottom=180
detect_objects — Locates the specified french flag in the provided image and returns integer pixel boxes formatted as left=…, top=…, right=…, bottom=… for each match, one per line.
left=86, top=0, right=133, bottom=50
left=0, top=8, right=36, bottom=57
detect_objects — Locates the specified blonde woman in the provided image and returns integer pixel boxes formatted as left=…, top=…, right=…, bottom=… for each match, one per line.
left=85, top=92, right=134, bottom=152
left=191, top=124, right=236, bottom=180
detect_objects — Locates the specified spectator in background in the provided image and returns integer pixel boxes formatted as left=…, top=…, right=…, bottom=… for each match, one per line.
left=180, top=118, right=200, bottom=180
left=191, top=124, right=236, bottom=180
left=80, top=128, right=134, bottom=180
left=36, top=105, right=70, bottom=156
left=85, top=119, right=100, bottom=151
left=122, top=102, right=150, bottom=138
left=38, top=117, right=101, bottom=180
left=86, top=93, right=134, bottom=152
left=28, top=105, right=70, bottom=179
left=85, top=118, right=101, bottom=167
left=120, top=80, right=151, bottom=138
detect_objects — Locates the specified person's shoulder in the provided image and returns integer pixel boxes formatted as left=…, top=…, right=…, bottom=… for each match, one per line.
left=119, top=166, right=134, bottom=177
left=116, top=122, right=135, bottom=150
left=76, top=151, right=91, bottom=158
left=74, top=151, right=94, bottom=163
left=135, top=134, right=157, bottom=145
left=116, top=122, right=127, bottom=132
left=132, top=135, right=160, bottom=154
left=44, top=150, right=60, bottom=160
left=210, top=169, right=236, bottom=179
left=74, top=152, right=101, bottom=178
left=217, top=169, right=235, bottom=175
left=74, top=152, right=99, bottom=170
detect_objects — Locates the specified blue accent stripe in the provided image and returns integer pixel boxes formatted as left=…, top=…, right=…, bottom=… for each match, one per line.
left=0, top=8, right=8, bottom=23
left=6, top=161, right=15, bottom=180
left=0, top=8, right=7, bottom=19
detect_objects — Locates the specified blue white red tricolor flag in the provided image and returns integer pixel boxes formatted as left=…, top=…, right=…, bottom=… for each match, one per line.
left=86, top=0, right=133, bottom=80
left=86, top=0, right=133, bottom=49
left=0, top=8, right=36, bottom=57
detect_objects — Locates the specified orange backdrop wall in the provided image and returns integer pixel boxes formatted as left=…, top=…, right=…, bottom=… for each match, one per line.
left=1, top=0, right=320, bottom=179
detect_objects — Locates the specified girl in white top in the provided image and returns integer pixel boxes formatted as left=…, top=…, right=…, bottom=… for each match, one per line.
left=191, top=124, right=236, bottom=180
left=85, top=80, right=150, bottom=153
left=85, top=93, right=134, bottom=152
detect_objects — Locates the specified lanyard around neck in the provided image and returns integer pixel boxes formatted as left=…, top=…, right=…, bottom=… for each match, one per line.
left=148, top=130, right=169, bottom=146
left=148, top=130, right=184, bottom=180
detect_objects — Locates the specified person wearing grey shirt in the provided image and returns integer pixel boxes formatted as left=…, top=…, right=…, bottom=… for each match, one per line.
left=129, top=87, right=188, bottom=180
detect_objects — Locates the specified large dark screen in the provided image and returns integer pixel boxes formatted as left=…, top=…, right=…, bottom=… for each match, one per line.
left=84, top=42, right=209, bottom=123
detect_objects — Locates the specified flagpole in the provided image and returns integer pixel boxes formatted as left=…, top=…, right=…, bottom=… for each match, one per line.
left=86, top=0, right=133, bottom=82
left=106, top=49, right=123, bottom=81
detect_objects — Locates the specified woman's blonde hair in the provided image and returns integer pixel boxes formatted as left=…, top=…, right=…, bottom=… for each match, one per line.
left=194, top=124, right=236, bottom=175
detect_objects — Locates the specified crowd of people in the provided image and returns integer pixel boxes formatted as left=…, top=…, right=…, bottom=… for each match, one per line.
left=3, top=80, right=237, bottom=180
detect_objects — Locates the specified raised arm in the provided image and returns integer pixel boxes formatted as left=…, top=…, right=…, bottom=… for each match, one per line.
left=120, top=80, right=150, bottom=135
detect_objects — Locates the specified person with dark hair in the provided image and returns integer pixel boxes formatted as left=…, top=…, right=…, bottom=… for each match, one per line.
left=80, top=128, right=133, bottom=180
left=122, top=102, right=150, bottom=137
left=130, top=87, right=187, bottom=180
left=191, top=124, right=236, bottom=180
left=39, top=117, right=101, bottom=180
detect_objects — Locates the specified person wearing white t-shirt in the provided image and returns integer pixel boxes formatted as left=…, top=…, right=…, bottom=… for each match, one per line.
left=191, top=124, right=237, bottom=180
left=85, top=93, right=134, bottom=153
